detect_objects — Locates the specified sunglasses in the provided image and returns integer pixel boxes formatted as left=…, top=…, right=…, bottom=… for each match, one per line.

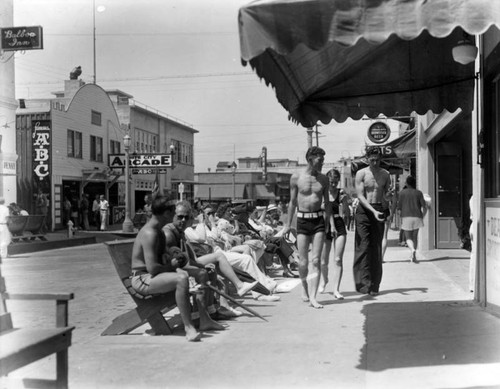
left=206, top=212, right=214, bottom=216
left=176, top=214, right=189, bottom=220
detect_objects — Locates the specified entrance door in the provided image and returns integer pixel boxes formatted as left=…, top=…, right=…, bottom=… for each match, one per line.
left=436, top=143, right=462, bottom=249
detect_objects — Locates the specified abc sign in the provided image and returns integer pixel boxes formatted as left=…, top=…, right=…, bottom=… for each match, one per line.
left=367, top=121, right=391, bottom=144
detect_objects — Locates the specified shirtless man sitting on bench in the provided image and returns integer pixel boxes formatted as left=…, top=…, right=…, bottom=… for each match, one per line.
left=130, top=195, right=222, bottom=342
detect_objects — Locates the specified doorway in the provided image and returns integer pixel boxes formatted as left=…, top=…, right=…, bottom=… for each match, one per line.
left=435, top=143, right=462, bottom=249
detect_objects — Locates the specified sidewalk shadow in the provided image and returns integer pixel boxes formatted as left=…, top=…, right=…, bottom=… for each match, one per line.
left=321, top=288, right=428, bottom=305
left=386, top=238, right=402, bottom=248
left=424, top=256, right=471, bottom=262
left=356, top=300, right=500, bottom=372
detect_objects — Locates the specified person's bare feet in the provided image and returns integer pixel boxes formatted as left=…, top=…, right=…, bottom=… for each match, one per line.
left=309, top=299, right=324, bottom=309
left=301, top=289, right=310, bottom=302
left=199, top=319, right=226, bottom=332
left=318, top=283, right=327, bottom=294
left=185, top=327, right=202, bottom=342
left=333, top=291, right=344, bottom=300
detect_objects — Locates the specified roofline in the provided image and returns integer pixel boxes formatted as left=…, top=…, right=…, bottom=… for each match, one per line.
left=105, top=89, right=134, bottom=98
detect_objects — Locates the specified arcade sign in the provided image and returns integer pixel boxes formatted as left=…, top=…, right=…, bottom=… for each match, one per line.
left=108, top=153, right=172, bottom=173
left=367, top=121, right=391, bottom=144
left=1, top=26, right=43, bottom=51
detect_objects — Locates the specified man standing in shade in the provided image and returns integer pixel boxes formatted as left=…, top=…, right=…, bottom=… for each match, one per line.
left=282, top=146, right=331, bottom=309
left=99, top=194, right=109, bottom=231
left=92, top=195, right=101, bottom=230
left=353, top=147, right=392, bottom=296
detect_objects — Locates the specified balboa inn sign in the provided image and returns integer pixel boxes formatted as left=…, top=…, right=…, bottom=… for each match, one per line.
left=108, top=153, right=172, bottom=175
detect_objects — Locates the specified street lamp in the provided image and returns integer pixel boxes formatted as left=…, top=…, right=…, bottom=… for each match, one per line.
left=122, top=134, right=134, bottom=232
left=231, top=161, right=237, bottom=201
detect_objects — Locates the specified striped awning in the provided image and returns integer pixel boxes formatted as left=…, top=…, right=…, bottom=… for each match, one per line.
left=239, top=0, right=500, bottom=126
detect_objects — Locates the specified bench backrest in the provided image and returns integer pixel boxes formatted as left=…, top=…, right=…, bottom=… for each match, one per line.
left=0, top=258, right=13, bottom=333
left=104, top=239, right=153, bottom=301
left=24, top=215, right=46, bottom=234
left=105, top=239, right=135, bottom=281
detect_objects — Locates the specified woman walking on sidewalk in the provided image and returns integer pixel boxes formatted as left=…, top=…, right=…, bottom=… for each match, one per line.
left=319, top=168, right=346, bottom=299
left=396, top=176, right=427, bottom=262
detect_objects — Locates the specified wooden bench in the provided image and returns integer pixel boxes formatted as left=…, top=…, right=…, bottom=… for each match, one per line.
left=101, top=239, right=179, bottom=336
left=7, top=215, right=47, bottom=242
left=0, top=257, right=74, bottom=389
left=103, top=239, right=266, bottom=336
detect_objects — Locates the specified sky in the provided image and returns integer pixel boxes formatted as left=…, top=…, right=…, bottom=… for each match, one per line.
left=13, top=0, right=401, bottom=172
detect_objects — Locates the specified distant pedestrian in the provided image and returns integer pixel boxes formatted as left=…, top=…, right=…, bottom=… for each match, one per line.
left=35, top=191, right=49, bottom=233
left=63, top=196, right=72, bottom=226
left=70, top=196, right=80, bottom=227
left=99, top=195, right=109, bottom=231
left=144, top=194, right=153, bottom=222
left=0, top=198, right=12, bottom=259
left=396, top=176, right=427, bottom=263
left=92, top=195, right=101, bottom=230
left=80, top=193, right=90, bottom=230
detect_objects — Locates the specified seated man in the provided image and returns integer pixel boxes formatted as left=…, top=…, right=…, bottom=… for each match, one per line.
left=232, top=204, right=299, bottom=278
left=130, top=195, right=218, bottom=342
left=185, top=207, right=281, bottom=301
left=163, top=201, right=259, bottom=300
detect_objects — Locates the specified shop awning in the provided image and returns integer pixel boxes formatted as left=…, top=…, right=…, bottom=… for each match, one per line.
left=350, top=129, right=416, bottom=175
left=382, top=129, right=416, bottom=159
left=195, top=184, right=246, bottom=200
left=239, top=0, right=500, bottom=127
left=254, top=184, right=277, bottom=200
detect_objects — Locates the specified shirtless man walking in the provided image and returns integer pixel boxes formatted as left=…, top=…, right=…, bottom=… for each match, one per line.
left=353, top=147, right=392, bottom=296
left=283, top=146, right=331, bottom=308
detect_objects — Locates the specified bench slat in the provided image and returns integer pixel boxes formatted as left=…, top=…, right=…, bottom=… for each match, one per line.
left=5, top=293, right=74, bottom=301
left=0, top=327, right=74, bottom=376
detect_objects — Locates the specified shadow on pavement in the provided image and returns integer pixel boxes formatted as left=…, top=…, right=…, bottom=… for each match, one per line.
left=357, top=300, right=500, bottom=372
left=320, top=288, right=429, bottom=306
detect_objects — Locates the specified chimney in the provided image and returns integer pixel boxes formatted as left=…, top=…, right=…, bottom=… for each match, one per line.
left=64, top=79, right=85, bottom=98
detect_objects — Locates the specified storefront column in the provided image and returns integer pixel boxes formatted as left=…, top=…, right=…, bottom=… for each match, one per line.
left=416, top=113, right=435, bottom=251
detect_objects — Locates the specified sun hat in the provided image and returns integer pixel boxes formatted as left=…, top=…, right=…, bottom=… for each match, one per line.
left=267, top=204, right=278, bottom=212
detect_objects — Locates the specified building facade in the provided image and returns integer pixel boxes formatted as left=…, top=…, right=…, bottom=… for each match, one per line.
left=16, top=80, right=197, bottom=230
left=108, top=91, right=197, bottom=210
left=0, top=0, right=18, bottom=204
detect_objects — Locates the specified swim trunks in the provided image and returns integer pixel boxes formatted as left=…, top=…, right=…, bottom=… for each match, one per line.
left=296, top=216, right=325, bottom=236
left=326, top=216, right=347, bottom=240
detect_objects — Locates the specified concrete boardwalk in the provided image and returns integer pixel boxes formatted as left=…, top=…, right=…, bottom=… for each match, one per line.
left=2, top=229, right=500, bottom=389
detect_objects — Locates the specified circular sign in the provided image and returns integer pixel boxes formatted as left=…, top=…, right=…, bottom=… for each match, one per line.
left=367, top=121, right=391, bottom=144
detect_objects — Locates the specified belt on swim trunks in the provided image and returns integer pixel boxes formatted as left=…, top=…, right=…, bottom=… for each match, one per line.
left=131, top=270, right=148, bottom=276
left=297, top=211, right=323, bottom=219
left=333, top=214, right=340, bottom=218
